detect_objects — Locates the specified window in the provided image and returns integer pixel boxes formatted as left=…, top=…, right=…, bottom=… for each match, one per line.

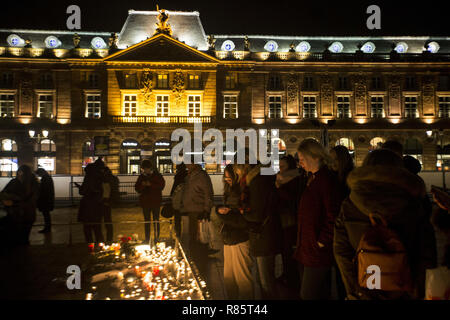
left=268, top=75, right=282, bottom=91
left=157, top=74, right=168, bottom=89
left=338, top=77, right=349, bottom=90
left=88, top=73, right=99, bottom=88
left=371, top=77, right=382, bottom=90
left=370, top=137, right=386, bottom=151
left=188, top=75, right=200, bottom=89
left=156, top=95, right=169, bottom=117
left=438, top=76, right=450, bottom=91
left=404, top=96, right=418, bottom=118
left=124, top=73, right=137, bottom=89
left=123, top=94, right=137, bottom=116
left=337, top=96, right=351, bottom=118
left=405, top=77, right=416, bottom=90
left=223, top=95, right=238, bottom=119
left=0, top=139, right=18, bottom=177
left=1, top=73, right=13, bottom=88
left=188, top=95, right=201, bottom=117
left=85, top=94, right=101, bottom=118
left=303, top=96, right=317, bottom=118
left=303, top=76, right=314, bottom=90
left=0, top=94, right=15, bottom=117
left=40, top=73, right=53, bottom=88
left=438, top=97, right=450, bottom=118
left=268, top=96, right=282, bottom=118
left=38, top=95, right=53, bottom=118
left=225, top=74, right=237, bottom=89
left=371, top=96, right=384, bottom=118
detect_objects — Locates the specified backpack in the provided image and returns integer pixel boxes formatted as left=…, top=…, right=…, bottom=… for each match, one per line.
left=356, top=213, right=413, bottom=293
left=171, top=183, right=185, bottom=211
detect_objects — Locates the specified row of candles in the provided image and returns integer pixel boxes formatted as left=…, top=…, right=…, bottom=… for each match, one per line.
left=85, top=242, right=206, bottom=300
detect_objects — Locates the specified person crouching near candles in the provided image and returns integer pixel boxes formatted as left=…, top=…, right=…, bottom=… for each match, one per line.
left=294, top=139, right=343, bottom=300
left=216, top=164, right=253, bottom=300
left=333, top=149, right=437, bottom=299
left=1, top=165, right=39, bottom=246
left=135, top=160, right=165, bottom=244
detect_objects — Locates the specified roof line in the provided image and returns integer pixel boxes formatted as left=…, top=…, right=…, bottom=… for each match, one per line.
left=212, top=35, right=450, bottom=40
left=128, top=10, right=200, bottom=16
left=0, top=29, right=113, bottom=36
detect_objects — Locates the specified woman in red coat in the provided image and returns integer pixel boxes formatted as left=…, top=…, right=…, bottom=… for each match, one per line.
left=135, top=160, right=166, bottom=243
left=294, top=139, right=343, bottom=300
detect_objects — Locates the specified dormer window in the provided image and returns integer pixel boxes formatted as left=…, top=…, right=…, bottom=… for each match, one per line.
left=296, top=41, right=311, bottom=53
left=45, top=36, right=61, bottom=49
left=91, top=37, right=107, bottom=49
left=264, top=40, right=278, bottom=52
left=361, top=42, right=375, bottom=53
left=221, top=40, right=235, bottom=52
left=329, top=42, right=343, bottom=53
left=395, top=42, right=408, bottom=53
left=427, top=41, right=440, bottom=53
left=7, top=34, right=25, bottom=47
left=157, top=74, right=169, bottom=89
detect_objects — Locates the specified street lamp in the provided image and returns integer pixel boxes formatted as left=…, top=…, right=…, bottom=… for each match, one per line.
left=28, top=128, right=50, bottom=142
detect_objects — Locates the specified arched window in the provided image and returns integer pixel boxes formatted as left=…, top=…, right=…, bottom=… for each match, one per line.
left=36, top=139, right=56, bottom=173
left=82, top=140, right=98, bottom=169
left=0, top=139, right=18, bottom=177
left=335, top=138, right=355, bottom=153
left=369, top=137, right=385, bottom=151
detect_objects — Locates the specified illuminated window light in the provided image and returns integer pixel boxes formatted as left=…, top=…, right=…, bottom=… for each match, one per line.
left=355, top=118, right=367, bottom=124
left=253, top=118, right=265, bottom=124
left=389, top=118, right=401, bottom=124
left=296, top=41, right=311, bottom=53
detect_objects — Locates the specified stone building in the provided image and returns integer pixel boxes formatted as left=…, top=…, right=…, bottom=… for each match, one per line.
left=0, top=9, right=449, bottom=176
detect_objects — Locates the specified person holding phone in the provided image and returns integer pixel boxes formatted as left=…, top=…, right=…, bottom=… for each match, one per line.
left=216, top=164, right=253, bottom=299
left=135, top=160, right=165, bottom=243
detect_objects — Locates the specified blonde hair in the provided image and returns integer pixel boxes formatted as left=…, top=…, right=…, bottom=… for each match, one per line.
left=297, top=138, right=332, bottom=168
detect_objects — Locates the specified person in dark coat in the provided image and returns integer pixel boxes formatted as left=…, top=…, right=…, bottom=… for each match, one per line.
left=216, top=164, right=253, bottom=299
left=329, top=145, right=354, bottom=299
left=333, top=149, right=437, bottom=300
left=170, top=163, right=188, bottom=237
left=330, top=145, right=354, bottom=199
left=101, top=166, right=119, bottom=243
left=241, top=163, right=283, bottom=300
left=35, top=168, right=55, bottom=234
left=77, top=162, right=104, bottom=244
left=275, top=155, right=307, bottom=290
left=135, top=160, right=166, bottom=243
left=295, top=139, right=343, bottom=300
left=1, top=165, right=39, bottom=246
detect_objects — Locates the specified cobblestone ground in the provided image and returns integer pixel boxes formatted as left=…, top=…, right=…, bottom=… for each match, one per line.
left=30, top=204, right=175, bottom=245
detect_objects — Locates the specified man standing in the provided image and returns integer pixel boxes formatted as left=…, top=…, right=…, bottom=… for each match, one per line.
left=35, top=168, right=55, bottom=234
left=180, top=162, right=214, bottom=257
left=135, top=160, right=165, bottom=243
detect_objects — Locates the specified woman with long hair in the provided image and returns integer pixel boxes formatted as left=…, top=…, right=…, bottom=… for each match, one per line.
left=216, top=164, right=253, bottom=299
left=1, top=165, right=39, bottom=245
left=295, top=139, right=343, bottom=300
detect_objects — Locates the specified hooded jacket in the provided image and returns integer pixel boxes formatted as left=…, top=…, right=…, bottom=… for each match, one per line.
left=333, top=165, right=437, bottom=300
left=181, top=166, right=214, bottom=215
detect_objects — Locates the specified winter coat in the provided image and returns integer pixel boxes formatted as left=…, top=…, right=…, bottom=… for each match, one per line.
left=2, top=178, right=39, bottom=225
left=180, top=166, right=214, bottom=217
left=37, top=174, right=55, bottom=212
left=216, top=183, right=249, bottom=245
left=170, top=169, right=188, bottom=195
left=294, top=166, right=343, bottom=268
left=276, top=168, right=307, bottom=229
left=135, top=172, right=165, bottom=208
left=333, top=165, right=437, bottom=300
left=242, top=164, right=283, bottom=257
left=78, top=164, right=104, bottom=223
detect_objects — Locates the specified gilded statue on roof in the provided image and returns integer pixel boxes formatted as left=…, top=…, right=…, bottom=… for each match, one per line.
left=154, top=5, right=172, bottom=36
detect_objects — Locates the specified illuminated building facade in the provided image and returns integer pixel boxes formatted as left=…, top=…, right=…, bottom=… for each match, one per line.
left=0, top=9, right=449, bottom=175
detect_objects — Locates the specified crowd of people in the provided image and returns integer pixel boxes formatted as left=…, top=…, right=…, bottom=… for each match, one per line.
left=1, top=139, right=449, bottom=300
left=173, top=139, right=449, bottom=300
left=0, top=165, right=55, bottom=248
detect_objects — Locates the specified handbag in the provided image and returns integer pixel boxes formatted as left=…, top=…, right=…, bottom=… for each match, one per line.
left=161, top=203, right=174, bottom=219
left=197, top=219, right=210, bottom=244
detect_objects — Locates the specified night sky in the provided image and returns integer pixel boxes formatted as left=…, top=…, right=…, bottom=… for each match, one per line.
left=0, top=0, right=448, bottom=36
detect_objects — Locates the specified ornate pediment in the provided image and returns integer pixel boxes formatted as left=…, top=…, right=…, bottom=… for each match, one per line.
left=104, top=33, right=219, bottom=63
